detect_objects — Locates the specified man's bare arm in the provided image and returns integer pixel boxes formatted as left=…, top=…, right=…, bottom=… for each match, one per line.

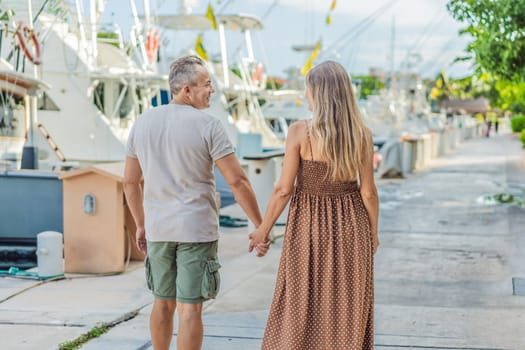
left=215, top=153, right=263, bottom=228
left=123, top=157, right=146, bottom=254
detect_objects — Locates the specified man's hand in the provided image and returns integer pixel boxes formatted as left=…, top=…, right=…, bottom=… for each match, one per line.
left=136, top=226, right=147, bottom=255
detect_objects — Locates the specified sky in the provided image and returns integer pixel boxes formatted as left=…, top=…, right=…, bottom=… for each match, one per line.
left=101, top=0, right=474, bottom=79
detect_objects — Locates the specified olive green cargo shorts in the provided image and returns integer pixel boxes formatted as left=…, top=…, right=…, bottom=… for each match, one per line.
left=145, top=240, right=220, bottom=304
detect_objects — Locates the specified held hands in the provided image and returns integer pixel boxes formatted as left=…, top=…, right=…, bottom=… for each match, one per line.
left=136, top=226, right=147, bottom=255
left=248, top=228, right=272, bottom=257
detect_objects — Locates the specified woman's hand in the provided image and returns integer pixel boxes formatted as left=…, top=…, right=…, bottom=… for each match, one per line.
left=254, top=240, right=271, bottom=257
left=248, top=229, right=271, bottom=257
left=372, top=234, right=379, bottom=255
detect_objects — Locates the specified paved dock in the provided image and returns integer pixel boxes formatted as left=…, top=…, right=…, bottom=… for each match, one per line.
left=1, top=132, right=524, bottom=349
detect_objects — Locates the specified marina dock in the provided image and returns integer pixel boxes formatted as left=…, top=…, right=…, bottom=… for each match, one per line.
left=1, top=131, right=524, bottom=349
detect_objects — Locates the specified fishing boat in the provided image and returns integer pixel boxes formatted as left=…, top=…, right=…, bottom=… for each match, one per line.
left=0, top=0, right=165, bottom=269
left=0, top=1, right=289, bottom=263
left=0, top=0, right=165, bottom=170
left=151, top=9, right=283, bottom=150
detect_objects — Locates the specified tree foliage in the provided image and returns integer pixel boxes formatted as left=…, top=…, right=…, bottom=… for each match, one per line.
left=429, top=70, right=525, bottom=114
left=447, top=0, right=525, bottom=82
left=351, top=75, right=385, bottom=100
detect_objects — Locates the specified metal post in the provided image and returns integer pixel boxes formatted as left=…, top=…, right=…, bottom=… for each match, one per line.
left=244, top=30, right=254, bottom=62
left=219, top=23, right=229, bottom=87
left=21, top=0, right=39, bottom=169
left=75, top=0, right=91, bottom=69
left=90, top=0, right=98, bottom=68
left=130, top=0, right=148, bottom=68
left=143, top=0, right=151, bottom=30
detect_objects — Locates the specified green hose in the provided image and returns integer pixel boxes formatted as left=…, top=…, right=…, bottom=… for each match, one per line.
left=0, top=266, right=63, bottom=280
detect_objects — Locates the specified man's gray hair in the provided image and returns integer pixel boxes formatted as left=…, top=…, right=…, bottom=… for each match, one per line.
left=168, top=55, right=206, bottom=95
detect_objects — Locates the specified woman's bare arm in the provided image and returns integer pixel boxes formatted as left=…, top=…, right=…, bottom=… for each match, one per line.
left=360, top=133, right=380, bottom=254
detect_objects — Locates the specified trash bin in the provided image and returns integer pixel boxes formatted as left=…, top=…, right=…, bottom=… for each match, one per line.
left=59, top=162, right=145, bottom=274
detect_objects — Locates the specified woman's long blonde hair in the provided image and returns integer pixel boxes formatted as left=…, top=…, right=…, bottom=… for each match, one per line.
left=306, top=61, right=372, bottom=182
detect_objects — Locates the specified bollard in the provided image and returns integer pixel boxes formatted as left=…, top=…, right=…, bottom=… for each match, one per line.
left=36, top=231, right=64, bottom=278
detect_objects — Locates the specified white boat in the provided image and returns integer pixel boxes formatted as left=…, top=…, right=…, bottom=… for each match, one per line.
left=151, top=6, right=294, bottom=213
left=259, top=90, right=310, bottom=140
left=0, top=66, right=50, bottom=169
left=0, top=0, right=165, bottom=169
left=361, top=73, right=477, bottom=177
left=152, top=9, right=283, bottom=150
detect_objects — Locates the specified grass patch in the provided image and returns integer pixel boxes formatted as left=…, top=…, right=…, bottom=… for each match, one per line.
left=57, top=310, right=140, bottom=350
left=482, top=191, right=525, bottom=208
left=59, top=323, right=110, bottom=350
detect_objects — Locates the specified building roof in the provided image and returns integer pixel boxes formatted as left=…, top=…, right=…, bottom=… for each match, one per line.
left=59, top=162, right=125, bottom=182
left=441, top=98, right=490, bottom=114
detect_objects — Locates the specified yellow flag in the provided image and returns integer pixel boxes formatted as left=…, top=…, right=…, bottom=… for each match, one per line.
left=325, top=14, right=332, bottom=25
left=300, top=40, right=321, bottom=76
left=330, top=0, right=336, bottom=11
left=311, top=39, right=321, bottom=60
left=195, top=34, right=208, bottom=61
left=206, top=3, right=218, bottom=30
left=300, top=58, right=313, bottom=76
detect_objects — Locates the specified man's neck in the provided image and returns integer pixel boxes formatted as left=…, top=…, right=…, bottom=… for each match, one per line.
left=171, top=96, right=188, bottom=105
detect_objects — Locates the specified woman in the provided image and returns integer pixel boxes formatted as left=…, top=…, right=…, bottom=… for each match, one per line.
left=249, top=61, right=379, bottom=349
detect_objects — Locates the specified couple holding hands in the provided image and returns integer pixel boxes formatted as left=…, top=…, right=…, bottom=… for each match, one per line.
left=124, top=55, right=379, bottom=350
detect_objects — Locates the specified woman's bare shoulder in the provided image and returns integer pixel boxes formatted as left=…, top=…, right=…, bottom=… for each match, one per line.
left=288, top=119, right=310, bottom=136
left=287, top=120, right=309, bottom=145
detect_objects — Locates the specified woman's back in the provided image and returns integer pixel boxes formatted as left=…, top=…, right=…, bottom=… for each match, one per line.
left=296, top=119, right=359, bottom=194
left=296, top=159, right=359, bottom=195
left=256, top=61, right=378, bottom=350
left=261, top=121, right=373, bottom=350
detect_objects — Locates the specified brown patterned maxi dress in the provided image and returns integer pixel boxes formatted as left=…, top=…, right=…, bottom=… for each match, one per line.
left=261, top=140, right=374, bottom=349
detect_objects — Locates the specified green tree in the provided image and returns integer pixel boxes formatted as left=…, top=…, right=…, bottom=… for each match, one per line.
left=447, top=0, right=525, bottom=82
left=351, top=75, right=384, bottom=100
left=495, top=80, right=525, bottom=113
left=429, top=71, right=525, bottom=114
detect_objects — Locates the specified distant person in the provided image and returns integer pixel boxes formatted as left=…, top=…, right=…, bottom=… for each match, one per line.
left=249, top=61, right=379, bottom=349
left=486, top=114, right=493, bottom=137
left=124, top=55, right=268, bottom=350
left=494, top=112, right=500, bottom=134
left=446, top=109, right=454, bottom=125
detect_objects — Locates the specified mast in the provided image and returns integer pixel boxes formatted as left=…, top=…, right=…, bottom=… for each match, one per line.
left=244, top=30, right=254, bottom=62
left=90, top=0, right=98, bottom=69
left=21, top=0, right=39, bottom=169
left=389, top=16, right=396, bottom=89
left=143, top=0, right=151, bottom=30
left=177, top=0, right=192, bottom=15
left=74, top=0, right=91, bottom=69
left=218, top=23, right=229, bottom=87
left=130, top=0, right=148, bottom=68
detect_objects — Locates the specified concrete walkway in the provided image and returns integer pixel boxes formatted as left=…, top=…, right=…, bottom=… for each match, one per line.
left=1, top=132, right=524, bottom=350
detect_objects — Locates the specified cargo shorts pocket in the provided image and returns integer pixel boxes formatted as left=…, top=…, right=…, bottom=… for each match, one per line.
left=201, top=259, right=221, bottom=299
left=144, top=256, right=154, bottom=291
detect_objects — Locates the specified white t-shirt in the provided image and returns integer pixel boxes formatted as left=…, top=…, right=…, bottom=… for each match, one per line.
left=126, top=103, right=233, bottom=242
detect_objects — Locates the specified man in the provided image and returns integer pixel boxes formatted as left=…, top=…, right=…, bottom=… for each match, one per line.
left=124, top=55, right=267, bottom=350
